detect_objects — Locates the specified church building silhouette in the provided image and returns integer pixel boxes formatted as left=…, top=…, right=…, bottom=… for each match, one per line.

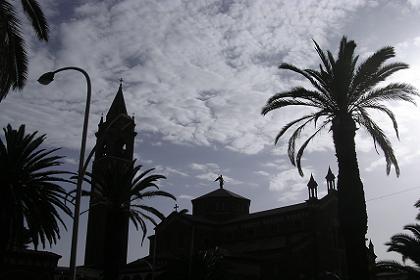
left=80, top=84, right=376, bottom=280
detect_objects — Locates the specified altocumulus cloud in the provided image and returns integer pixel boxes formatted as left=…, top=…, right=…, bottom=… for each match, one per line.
left=2, top=0, right=373, bottom=155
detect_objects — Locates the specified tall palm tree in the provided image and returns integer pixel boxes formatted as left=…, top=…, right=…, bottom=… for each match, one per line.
left=0, top=124, right=71, bottom=253
left=0, top=0, right=49, bottom=101
left=262, top=36, right=418, bottom=280
left=376, top=201, right=420, bottom=279
left=80, top=161, right=175, bottom=280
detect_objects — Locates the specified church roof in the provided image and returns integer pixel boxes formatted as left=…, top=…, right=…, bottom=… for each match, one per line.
left=106, top=84, right=128, bottom=121
left=192, top=188, right=250, bottom=201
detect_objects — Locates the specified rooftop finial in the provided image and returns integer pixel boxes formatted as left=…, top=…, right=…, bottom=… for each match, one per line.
left=119, top=77, right=123, bottom=86
left=215, top=174, right=224, bottom=189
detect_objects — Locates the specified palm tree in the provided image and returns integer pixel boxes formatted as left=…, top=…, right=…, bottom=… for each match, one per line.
left=79, top=161, right=175, bottom=280
left=0, top=124, right=71, bottom=253
left=261, top=36, right=418, bottom=280
left=376, top=201, right=420, bottom=279
left=0, top=0, right=49, bottom=101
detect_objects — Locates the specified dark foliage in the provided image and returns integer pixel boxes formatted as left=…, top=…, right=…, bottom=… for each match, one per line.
left=376, top=201, right=420, bottom=278
left=0, top=0, right=49, bottom=101
left=0, top=124, right=71, bottom=251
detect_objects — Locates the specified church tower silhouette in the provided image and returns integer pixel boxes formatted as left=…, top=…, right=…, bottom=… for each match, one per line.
left=84, top=82, right=136, bottom=269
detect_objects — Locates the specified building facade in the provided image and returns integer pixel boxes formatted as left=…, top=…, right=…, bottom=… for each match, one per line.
left=121, top=172, right=353, bottom=280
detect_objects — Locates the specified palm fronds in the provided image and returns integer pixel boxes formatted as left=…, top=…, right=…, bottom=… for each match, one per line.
left=0, top=0, right=49, bottom=101
left=21, top=0, right=49, bottom=41
left=80, top=161, right=174, bottom=243
left=0, top=124, right=71, bottom=249
left=0, top=1, right=28, bottom=100
left=377, top=204, right=420, bottom=278
left=262, top=36, right=418, bottom=176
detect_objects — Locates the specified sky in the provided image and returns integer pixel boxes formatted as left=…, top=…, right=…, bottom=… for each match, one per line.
left=2, top=0, right=420, bottom=267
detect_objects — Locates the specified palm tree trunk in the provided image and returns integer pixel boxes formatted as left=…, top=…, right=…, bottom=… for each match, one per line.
left=332, top=115, right=369, bottom=280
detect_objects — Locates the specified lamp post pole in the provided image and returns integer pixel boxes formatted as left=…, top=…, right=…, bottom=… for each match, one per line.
left=38, top=67, right=91, bottom=280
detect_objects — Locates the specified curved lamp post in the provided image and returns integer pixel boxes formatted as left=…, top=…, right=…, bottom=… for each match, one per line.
left=38, top=67, right=91, bottom=280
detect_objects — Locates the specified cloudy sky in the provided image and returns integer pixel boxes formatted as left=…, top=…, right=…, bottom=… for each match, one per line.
left=2, top=0, right=420, bottom=266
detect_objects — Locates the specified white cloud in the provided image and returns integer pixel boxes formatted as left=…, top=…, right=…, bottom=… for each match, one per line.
left=154, top=165, right=189, bottom=177
left=0, top=0, right=371, bottom=156
left=260, top=159, right=286, bottom=169
left=254, top=170, right=270, bottom=176
left=268, top=166, right=322, bottom=202
left=190, top=162, right=221, bottom=172
left=407, top=0, right=420, bottom=8
left=178, top=194, right=194, bottom=200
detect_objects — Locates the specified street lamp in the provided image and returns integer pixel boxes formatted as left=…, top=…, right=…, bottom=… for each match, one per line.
left=38, top=66, right=91, bottom=280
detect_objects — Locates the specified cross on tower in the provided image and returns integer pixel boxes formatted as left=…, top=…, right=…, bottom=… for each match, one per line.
left=119, top=78, right=123, bottom=85
left=174, top=204, right=179, bottom=212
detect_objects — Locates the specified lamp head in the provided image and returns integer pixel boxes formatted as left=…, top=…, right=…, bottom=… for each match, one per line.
left=37, top=72, right=55, bottom=85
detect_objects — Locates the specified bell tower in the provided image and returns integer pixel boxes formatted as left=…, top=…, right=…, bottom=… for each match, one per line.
left=84, top=82, right=136, bottom=268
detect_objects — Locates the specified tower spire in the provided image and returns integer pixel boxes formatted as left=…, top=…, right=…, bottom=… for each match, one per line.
left=106, top=82, right=128, bottom=122
left=325, top=166, right=336, bottom=193
left=307, top=174, right=318, bottom=200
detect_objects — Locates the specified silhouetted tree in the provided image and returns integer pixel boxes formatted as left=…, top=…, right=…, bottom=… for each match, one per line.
left=0, top=124, right=71, bottom=253
left=376, top=201, right=420, bottom=279
left=79, top=161, right=175, bottom=280
left=0, top=0, right=49, bottom=101
left=262, top=36, right=418, bottom=280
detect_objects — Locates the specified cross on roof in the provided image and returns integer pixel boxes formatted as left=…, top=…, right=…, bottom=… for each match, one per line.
left=119, top=78, right=123, bottom=85
left=174, top=204, right=179, bottom=212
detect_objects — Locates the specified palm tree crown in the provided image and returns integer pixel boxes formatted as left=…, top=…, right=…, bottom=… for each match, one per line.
left=262, top=36, right=418, bottom=176
left=0, top=0, right=49, bottom=101
left=262, top=36, right=418, bottom=280
left=0, top=124, right=71, bottom=250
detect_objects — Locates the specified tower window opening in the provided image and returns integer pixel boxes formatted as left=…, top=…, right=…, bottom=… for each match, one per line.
left=122, top=143, right=127, bottom=151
